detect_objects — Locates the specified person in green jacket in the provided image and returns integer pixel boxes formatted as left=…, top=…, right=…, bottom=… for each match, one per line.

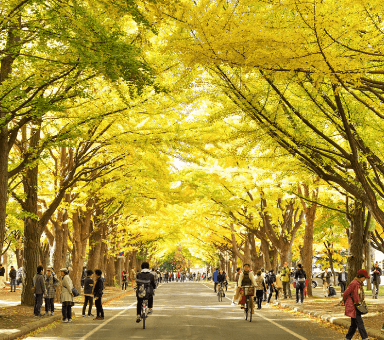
left=281, top=262, right=292, bottom=299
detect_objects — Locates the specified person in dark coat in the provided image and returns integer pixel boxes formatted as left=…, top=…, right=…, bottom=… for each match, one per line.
left=9, top=266, right=17, bottom=292
left=338, top=267, right=348, bottom=295
left=0, top=264, right=5, bottom=289
left=294, top=264, right=306, bottom=305
left=371, top=262, right=382, bottom=299
left=135, top=262, right=156, bottom=323
left=217, top=269, right=226, bottom=297
left=342, top=269, right=369, bottom=340
left=93, top=269, right=104, bottom=320
left=82, top=269, right=94, bottom=317
left=33, top=265, right=47, bottom=317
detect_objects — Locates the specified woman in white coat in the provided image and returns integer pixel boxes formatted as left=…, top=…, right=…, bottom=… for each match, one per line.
left=237, top=264, right=257, bottom=312
left=60, top=268, right=74, bottom=323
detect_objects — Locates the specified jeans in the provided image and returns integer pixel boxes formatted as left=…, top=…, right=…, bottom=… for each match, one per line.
left=82, top=296, right=93, bottom=315
left=296, top=282, right=305, bottom=303
left=345, top=310, right=368, bottom=339
left=10, top=279, right=16, bottom=291
left=95, top=297, right=104, bottom=318
left=62, top=303, right=72, bottom=320
left=267, top=286, right=277, bottom=303
left=372, top=282, right=380, bottom=297
left=44, top=298, right=54, bottom=312
left=122, top=282, right=127, bottom=290
left=137, top=296, right=153, bottom=316
left=34, top=294, right=43, bottom=316
left=256, top=290, right=263, bottom=309
left=282, top=281, right=291, bottom=298
left=340, top=281, right=346, bottom=294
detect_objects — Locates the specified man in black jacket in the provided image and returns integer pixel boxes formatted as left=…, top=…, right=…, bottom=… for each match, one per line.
left=135, top=262, right=156, bottom=323
left=338, top=268, right=348, bottom=295
left=0, top=264, right=5, bottom=289
left=371, top=262, right=382, bottom=299
left=217, top=269, right=226, bottom=297
left=9, top=266, right=17, bottom=292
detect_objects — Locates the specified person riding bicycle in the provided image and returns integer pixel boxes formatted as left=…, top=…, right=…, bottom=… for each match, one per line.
left=238, top=264, right=257, bottom=310
left=217, top=269, right=226, bottom=297
left=135, top=262, right=156, bottom=323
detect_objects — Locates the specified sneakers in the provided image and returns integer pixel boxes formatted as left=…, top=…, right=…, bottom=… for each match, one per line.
left=265, top=303, right=270, bottom=306
left=136, top=315, right=141, bottom=323
left=231, top=302, right=236, bottom=306
left=68, top=319, right=73, bottom=323
left=93, top=317, right=102, bottom=320
left=148, top=309, right=153, bottom=314
left=82, top=314, right=87, bottom=317
left=62, top=319, right=68, bottom=323
left=89, top=314, right=94, bottom=317
left=51, top=312, right=54, bottom=316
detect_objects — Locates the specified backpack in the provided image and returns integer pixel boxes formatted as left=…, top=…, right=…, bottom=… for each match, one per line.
left=266, top=273, right=276, bottom=285
left=136, top=272, right=153, bottom=299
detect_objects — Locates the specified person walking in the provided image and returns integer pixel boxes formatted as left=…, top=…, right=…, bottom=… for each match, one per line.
left=321, top=268, right=332, bottom=297
left=9, top=266, right=17, bottom=292
left=261, top=268, right=267, bottom=301
left=342, top=269, right=370, bottom=340
left=122, top=271, right=128, bottom=291
left=255, top=270, right=267, bottom=310
left=295, top=264, right=306, bottom=305
left=213, top=268, right=219, bottom=292
left=275, top=270, right=283, bottom=301
left=60, top=268, right=74, bottom=323
left=0, top=264, right=5, bottom=289
left=82, top=269, right=94, bottom=317
left=338, top=267, right=348, bottom=295
left=33, top=265, right=46, bottom=317
left=232, top=267, right=241, bottom=305
left=93, top=269, right=105, bottom=320
left=265, top=269, right=276, bottom=306
left=44, top=267, right=59, bottom=316
left=130, top=267, right=136, bottom=288
left=371, top=262, right=382, bottom=299
left=281, top=262, right=292, bottom=299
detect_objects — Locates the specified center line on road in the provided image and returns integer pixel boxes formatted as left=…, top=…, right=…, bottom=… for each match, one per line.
left=201, top=282, right=308, bottom=340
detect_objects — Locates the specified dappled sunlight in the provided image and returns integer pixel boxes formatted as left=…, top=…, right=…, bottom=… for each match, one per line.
left=0, top=329, right=20, bottom=335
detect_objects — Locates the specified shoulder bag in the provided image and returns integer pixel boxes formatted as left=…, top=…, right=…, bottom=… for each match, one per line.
left=350, top=294, right=368, bottom=315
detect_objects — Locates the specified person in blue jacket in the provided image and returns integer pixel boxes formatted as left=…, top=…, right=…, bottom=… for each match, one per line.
left=213, top=268, right=219, bottom=292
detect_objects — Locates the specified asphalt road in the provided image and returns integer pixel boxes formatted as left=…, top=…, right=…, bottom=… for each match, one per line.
left=25, top=282, right=346, bottom=340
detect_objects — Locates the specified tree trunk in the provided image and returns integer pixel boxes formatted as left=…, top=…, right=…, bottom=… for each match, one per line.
left=3, top=252, right=7, bottom=281
left=231, top=253, right=237, bottom=281
left=0, top=125, right=7, bottom=255
left=15, top=247, right=23, bottom=268
left=260, top=238, right=272, bottom=271
left=87, top=223, right=104, bottom=271
left=346, top=200, right=367, bottom=286
left=365, top=231, right=372, bottom=291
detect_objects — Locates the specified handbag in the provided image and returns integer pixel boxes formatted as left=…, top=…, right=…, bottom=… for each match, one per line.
left=72, top=287, right=80, bottom=297
left=350, top=294, right=368, bottom=315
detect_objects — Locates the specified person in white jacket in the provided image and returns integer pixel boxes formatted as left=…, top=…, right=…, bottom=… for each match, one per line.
left=238, top=264, right=257, bottom=311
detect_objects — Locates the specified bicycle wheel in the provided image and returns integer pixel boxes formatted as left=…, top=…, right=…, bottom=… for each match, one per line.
left=248, top=298, right=252, bottom=322
left=218, top=290, right=221, bottom=302
left=244, top=301, right=248, bottom=320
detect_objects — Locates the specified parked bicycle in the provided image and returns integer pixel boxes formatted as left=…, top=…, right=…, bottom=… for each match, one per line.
left=217, top=282, right=225, bottom=302
left=241, top=285, right=255, bottom=322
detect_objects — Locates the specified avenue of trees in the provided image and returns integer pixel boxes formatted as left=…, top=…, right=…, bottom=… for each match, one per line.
left=1, top=0, right=383, bottom=304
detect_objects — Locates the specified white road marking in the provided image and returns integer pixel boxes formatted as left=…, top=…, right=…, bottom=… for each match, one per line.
left=202, top=282, right=308, bottom=340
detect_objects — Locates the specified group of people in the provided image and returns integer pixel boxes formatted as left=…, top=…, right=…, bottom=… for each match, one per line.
left=33, top=266, right=105, bottom=322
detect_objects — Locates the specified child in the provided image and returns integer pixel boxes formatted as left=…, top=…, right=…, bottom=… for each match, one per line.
left=82, top=269, right=94, bottom=317
left=93, top=269, right=104, bottom=320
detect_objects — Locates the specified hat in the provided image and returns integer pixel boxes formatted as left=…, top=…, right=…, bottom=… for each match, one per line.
left=357, top=269, right=370, bottom=278
left=60, top=268, right=68, bottom=274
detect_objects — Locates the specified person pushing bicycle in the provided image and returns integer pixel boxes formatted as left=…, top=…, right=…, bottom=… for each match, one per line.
left=135, top=262, right=156, bottom=323
left=238, top=264, right=257, bottom=311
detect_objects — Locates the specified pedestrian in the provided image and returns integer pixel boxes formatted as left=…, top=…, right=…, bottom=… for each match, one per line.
left=321, top=268, right=332, bottom=297
left=122, top=271, right=128, bottom=291
left=275, top=270, right=283, bottom=301
left=135, top=262, right=156, bottom=323
left=261, top=268, right=267, bottom=301
left=338, top=267, right=348, bottom=295
left=93, top=269, right=105, bottom=320
left=295, top=264, right=306, bottom=305
left=33, top=265, right=46, bottom=317
left=231, top=267, right=241, bottom=305
left=150, top=268, right=158, bottom=287
left=342, top=269, right=370, bottom=340
left=60, top=268, right=74, bottom=323
left=371, top=262, right=382, bottom=299
left=213, top=268, right=219, bottom=292
left=0, top=264, right=5, bottom=289
left=265, top=269, right=276, bottom=305
left=9, top=266, right=17, bottom=292
left=281, top=262, right=292, bottom=299
left=82, top=269, right=94, bottom=317
left=255, top=270, right=267, bottom=310
left=44, top=267, right=59, bottom=316
left=130, top=267, right=136, bottom=288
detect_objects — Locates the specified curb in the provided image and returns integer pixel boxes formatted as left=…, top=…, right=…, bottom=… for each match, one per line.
left=276, top=301, right=384, bottom=340
left=0, top=288, right=134, bottom=340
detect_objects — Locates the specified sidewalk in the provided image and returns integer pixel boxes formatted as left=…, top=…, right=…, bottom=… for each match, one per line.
left=0, top=283, right=134, bottom=340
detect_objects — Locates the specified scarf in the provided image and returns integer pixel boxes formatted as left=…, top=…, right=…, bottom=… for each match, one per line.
left=357, top=278, right=365, bottom=302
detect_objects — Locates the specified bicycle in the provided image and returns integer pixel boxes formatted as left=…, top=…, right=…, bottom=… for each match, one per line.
left=217, top=282, right=225, bottom=302
left=241, top=286, right=255, bottom=322
left=140, top=299, right=149, bottom=329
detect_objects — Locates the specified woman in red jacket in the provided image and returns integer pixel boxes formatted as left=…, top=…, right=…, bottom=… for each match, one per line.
left=342, top=269, right=370, bottom=340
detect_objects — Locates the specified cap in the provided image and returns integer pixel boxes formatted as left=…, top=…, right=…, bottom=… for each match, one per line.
left=60, top=268, right=69, bottom=274
left=357, top=269, right=370, bottom=278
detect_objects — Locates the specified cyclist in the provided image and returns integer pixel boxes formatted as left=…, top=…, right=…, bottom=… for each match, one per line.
left=238, top=264, right=257, bottom=310
left=135, top=262, right=156, bottom=323
left=217, top=269, right=226, bottom=297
